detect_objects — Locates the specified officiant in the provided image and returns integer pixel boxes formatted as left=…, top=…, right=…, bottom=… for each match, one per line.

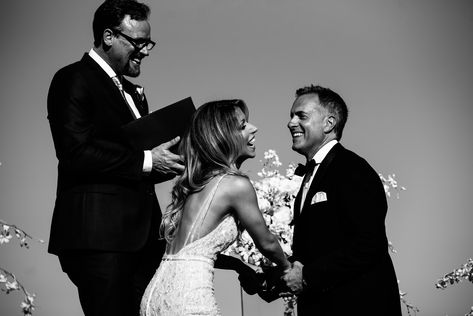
left=46, top=1, right=184, bottom=315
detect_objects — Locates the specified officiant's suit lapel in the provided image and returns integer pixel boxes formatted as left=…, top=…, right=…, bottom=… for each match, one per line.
left=122, top=78, right=148, bottom=117
left=82, top=54, right=148, bottom=121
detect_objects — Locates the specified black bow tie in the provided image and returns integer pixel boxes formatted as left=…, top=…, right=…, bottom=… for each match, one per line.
left=294, top=159, right=317, bottom=177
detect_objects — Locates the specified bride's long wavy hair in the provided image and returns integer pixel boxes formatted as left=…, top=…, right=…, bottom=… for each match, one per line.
left=160, top=99, right=249, bottom=243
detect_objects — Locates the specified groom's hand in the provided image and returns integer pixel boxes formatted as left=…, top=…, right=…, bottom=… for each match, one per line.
left=151, top=136, right=184, bottom=175
left=282, top=261, right=304, bottom=295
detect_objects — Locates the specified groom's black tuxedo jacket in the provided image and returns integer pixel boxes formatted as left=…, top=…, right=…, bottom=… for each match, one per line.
left=47, top=53, right=166, bottom=255
left=292, top=143, right=401, bottom=315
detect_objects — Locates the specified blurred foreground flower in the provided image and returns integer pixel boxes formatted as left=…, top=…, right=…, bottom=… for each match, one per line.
left=0, top=267, right=36, bottom=316
left=0, top=220, right=44, bottom=248
left=436, top=258, right=473, bottom=289
left=1, top=162, right=43, bottom=315
left=1, top=218, right=43, bottom=315
left=435, top=258, right=473, bottom=316
left=382, top=179, right=419, bottom=315
left=379, top=173, right=406, bottom=198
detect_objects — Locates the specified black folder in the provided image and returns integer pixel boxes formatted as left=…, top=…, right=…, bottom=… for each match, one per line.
left=122, top=96, right=195, bottom=151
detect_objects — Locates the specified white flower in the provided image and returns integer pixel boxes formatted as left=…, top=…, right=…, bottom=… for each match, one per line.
left=5, top=280, right=19, bottom=293
left=21, top=294, right=35, bottom=315
left=240, top=230, right=253, bottom=244
left=257, top=197, right=271, bottom=212
left=0, top=232, right=12, bottom=244
left=280, top=240, right=293, bottom=257
left=273, top=206, right=292, bottom=225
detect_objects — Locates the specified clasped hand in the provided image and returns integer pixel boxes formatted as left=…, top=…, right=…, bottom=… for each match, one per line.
left=238, top=261, right=304, bottom=302
left=281, top=261, right=304, bottom=295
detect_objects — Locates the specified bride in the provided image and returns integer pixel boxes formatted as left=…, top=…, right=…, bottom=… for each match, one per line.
left=140, top=99, right=291, bottom=315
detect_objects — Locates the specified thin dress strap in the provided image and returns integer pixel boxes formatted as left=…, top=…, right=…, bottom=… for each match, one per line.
left=182, top=174, right=227, bottom=247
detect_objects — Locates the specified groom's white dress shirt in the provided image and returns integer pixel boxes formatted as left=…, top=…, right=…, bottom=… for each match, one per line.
left=301, top=139, right=338, bottom=207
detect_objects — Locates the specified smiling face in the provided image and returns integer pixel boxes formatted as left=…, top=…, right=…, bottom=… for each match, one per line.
left=235, top=107, right=258, bottom=166
left=288, top=94, right=335, bottom=160
left=108, top=15, right=151, bottom=77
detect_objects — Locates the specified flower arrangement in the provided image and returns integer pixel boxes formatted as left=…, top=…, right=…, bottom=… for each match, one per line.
left=224, top=150, right=300, bottom=266
left=435, top=258, right=473, bottom=316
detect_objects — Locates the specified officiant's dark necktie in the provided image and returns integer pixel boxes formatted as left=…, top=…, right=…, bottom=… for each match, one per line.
left=112, top=76, right=139, bottom=119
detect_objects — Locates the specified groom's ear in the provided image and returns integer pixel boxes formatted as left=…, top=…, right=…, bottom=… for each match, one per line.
left=324, top=115, right=336, bottom=133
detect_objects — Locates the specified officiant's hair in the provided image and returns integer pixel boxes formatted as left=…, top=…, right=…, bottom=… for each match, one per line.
left=296, top=84, right=349, bottom=140
left=161, top=99, right=249, bottom=243
left=93, top=0, right=150, bottom=47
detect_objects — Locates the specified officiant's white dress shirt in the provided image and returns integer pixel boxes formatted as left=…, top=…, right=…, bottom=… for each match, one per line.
left=89, top=48, right=152, bottom=173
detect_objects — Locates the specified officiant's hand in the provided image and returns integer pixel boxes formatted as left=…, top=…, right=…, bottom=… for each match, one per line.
left=151, top=136, right=184, bottom=175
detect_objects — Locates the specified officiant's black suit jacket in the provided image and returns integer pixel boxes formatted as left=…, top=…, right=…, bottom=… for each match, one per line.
left=47, top=53, right=166, bottom=255
left=292, top=143, right=402, bottom=315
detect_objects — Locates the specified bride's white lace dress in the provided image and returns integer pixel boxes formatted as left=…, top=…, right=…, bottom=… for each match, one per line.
left=140, top=175, right=238, bottom=316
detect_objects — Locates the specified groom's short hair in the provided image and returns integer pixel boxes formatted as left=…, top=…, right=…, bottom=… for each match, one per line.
left=93, top=0, right=150, bottom=48
left=296, top=84, right=348, bottom=140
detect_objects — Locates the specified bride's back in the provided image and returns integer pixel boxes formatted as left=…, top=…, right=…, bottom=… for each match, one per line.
left=167, top=175, right=237, bottom=255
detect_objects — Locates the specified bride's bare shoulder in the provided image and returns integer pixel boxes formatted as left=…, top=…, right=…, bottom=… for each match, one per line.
left=219, top=174, right=255, bottom=198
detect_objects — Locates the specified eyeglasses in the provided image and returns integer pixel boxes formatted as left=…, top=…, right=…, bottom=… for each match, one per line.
left=113, top=30, right=156, bottom=51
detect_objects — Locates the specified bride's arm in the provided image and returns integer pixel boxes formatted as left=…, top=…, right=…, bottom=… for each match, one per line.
left=225, top=176, right=291, bottom=271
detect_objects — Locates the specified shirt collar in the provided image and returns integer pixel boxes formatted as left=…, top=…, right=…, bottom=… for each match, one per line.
left=88, top=48, right=117, bottom=79
left=310, top=139, right=338, bottom=164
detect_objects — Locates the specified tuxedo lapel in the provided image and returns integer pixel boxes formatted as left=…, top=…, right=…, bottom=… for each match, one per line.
left=293, top=184, right=303, bottom=220
left=301, top=143, right=342, bottom=211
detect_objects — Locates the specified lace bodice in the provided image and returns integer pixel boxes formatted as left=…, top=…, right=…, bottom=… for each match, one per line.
left=164, top=214, right=238, bottom=261
left=140, top=174, right=238, bottom=316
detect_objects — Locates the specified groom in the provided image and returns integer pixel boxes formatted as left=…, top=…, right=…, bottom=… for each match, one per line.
left=47, top=1, right=183, bottom=315
left=282, top=85, right=402, bottom=315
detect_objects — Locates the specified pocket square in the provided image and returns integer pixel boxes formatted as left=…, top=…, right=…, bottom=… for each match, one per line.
left=311, top=191, right=327, bottom=204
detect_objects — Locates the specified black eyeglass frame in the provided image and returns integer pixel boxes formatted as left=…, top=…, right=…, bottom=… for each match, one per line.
left=113, top=29, right=156, bottom=51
